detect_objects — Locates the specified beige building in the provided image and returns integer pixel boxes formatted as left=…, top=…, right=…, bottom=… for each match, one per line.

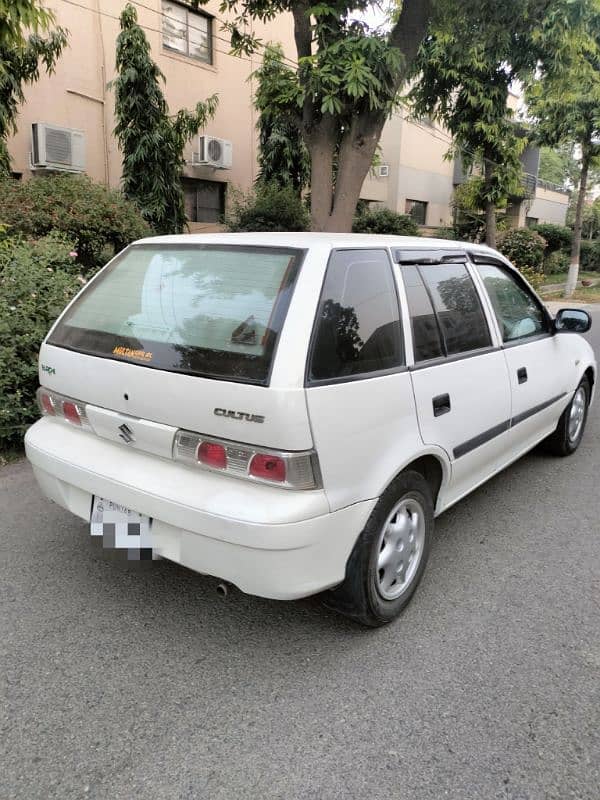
left=7, top=0, right=296, bottom=229
left=527, top=183, right=572, bottom=226
left=360, top=108, right=570, bottom=231
left=362, top=112, right=456, bottom=227
left=7, top=2, right=569, bottom=232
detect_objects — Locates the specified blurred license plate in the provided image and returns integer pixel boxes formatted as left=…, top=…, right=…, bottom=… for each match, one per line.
left=90, top=496, right=152, bottom=551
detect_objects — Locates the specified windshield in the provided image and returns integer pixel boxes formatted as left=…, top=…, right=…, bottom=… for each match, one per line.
left=48, top=244, right=305, bottom=384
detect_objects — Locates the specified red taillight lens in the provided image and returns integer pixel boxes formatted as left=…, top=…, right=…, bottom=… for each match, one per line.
left=62, top=401, right=81, bottom=426
left=249, top=453, right=286, bottom=482
left=174, top=431, right=319, bottom=489
left=40, top=392, right=55, bottom=416
left=197, top=441, right=227, bottom=469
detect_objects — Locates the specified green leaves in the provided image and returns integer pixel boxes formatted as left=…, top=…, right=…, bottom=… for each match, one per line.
left=224, top=182, right=310, bottom=231
left=0, top=2, right=67, bottom=173
left=0, top=232, right=84, bottom=448
left=308, top=32, right=402, bottom=119
left=0, top=174, right=151, bottom=271
left=409, top=0, right=547, bottom=226
left=208, top=0, right=433, bottom=229
left=253, top=43, right=309, bottom=192
left=0, top=1, right=56, bottom=52
left=527, top=1, right=600, bottom=153
left=111, top=4, right=218, bottom=234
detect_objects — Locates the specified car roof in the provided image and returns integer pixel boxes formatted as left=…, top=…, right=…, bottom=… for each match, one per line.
left=132, top=231, right=502, bottom=258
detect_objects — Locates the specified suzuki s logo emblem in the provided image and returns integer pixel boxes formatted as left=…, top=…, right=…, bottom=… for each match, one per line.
left=118, top=423, right=135, bottom=444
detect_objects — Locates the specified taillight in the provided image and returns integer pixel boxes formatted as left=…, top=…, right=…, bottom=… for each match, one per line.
left=36, top=387, right=90, bottom=430
left=174, top=431, right=320, bottom=490
left=62, top=401, right=82, bottom=426
left=249, top=453, right=286, bottom=482
left=39, top=391, right=56, bottom=416
left=197, top=441, right=227, bottom=469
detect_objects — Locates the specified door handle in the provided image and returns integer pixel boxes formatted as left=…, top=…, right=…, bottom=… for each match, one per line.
left=517, top=367, right=528, bottom=384
left=432, top=393, right=451, bottom=417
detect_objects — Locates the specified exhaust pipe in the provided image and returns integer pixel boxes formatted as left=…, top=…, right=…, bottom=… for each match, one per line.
left=216, top=582, right=229, bottom=598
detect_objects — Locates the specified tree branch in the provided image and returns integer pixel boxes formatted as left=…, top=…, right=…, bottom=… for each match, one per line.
left=291, top=1, right=315, bottom=131
left=291, top=1, right=312, bottom=60
left=388, top=0, right=434, bottom=71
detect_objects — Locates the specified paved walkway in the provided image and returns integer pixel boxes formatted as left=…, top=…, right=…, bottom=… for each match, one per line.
left=545, top=299, right=598, bottom=314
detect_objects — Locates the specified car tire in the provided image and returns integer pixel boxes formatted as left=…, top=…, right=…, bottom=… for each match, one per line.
left=324, top=470, right=434, bottom=627
left=544, top=376, right=590, bottom=457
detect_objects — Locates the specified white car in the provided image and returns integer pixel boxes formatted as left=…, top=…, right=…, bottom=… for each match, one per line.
left=25, top=233, right=596, bottom=626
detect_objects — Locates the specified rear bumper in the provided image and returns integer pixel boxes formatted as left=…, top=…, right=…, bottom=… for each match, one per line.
left=25, top=419, right=376, bottom=600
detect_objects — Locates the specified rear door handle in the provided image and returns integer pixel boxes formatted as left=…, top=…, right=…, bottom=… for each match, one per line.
left=432, top=393, right=451, bottom=417
left=517, top=367, right=528, bottom=384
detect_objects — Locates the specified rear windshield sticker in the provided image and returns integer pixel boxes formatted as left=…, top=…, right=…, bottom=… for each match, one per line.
left=112, top=346, right=153, bottom=362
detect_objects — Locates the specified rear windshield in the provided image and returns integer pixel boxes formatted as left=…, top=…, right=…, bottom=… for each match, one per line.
left=48, top=244, right=305, bottom=384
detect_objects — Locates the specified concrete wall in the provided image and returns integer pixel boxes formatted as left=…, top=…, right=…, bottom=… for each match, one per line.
left=6, top=0, right=295, bottom=228
left=360, top=112, right=454, bottom=226
left=528, top=186, right=569, bottom=226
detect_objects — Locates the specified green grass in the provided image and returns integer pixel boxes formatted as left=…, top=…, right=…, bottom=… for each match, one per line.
left=542, top=270, right=598, bottom=285
left=545, top=285, right=600, bottom=303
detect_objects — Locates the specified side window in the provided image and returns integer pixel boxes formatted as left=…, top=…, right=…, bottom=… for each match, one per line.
left=309, top=250, right=404, bottom=381
left=418, top=263, right=491, bottom=355
left=476, top=263, right=549, bottom=342
left=402, top=265, right=445, bottom=362
left=403, top=262, right=491, bottom=361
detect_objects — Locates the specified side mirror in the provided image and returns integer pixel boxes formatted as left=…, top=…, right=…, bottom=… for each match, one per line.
left=554, top=308, right=592, bottom=334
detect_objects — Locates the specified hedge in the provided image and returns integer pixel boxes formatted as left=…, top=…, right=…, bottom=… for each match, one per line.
left=0, top=174, right=151, bottom=272
left=0, top=234, right=90, bottom=450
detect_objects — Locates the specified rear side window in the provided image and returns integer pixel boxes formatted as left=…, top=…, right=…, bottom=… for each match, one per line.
left=403, top=262, right=491, bottom=361
left=48, top=245, right=304, bottom=385
left=308, top=249, right=404, bottom=382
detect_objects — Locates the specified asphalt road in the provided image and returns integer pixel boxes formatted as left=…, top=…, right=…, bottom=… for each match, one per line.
left=2, top=311, right=599, bottom=800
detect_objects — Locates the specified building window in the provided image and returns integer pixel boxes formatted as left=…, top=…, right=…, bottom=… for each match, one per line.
left=183, top=179, right=225, bottom=223
left=405, top=199, right=428, bottom=225
left=526, top=216, right=539, bottom=228
left=162, top=1, right=212, bottom=64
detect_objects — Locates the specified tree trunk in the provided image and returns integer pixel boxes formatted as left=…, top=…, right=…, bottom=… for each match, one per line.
left=292, top=0, right=433, bottom=232
left=483, top=158, right=496, bottom=248
left=565, top=146, right=591, bottom=299
left=306, top=116, right=337, bottom=231
left=309, top=115, right=384, bottom=232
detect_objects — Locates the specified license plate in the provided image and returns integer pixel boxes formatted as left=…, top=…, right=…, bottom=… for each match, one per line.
left=91, top=496, right=152, bottom=554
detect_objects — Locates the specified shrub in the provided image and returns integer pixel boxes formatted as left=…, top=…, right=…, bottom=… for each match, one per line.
left=433, top=226, right=458, bottom=240
left=224, top=183, right=310, bottom=232
left=579, top=240, right=600, bottom=272
left=352, top=207, right=419, bottom=236
left=0, top=174, right=151, bottom=272
left=543, top=250, right=571, bottom=275
left=531, top=223, right=572, bottom=253
left=519, top=266, right=545, bottom=291
left=0, top=234, right=89, bottom=450
left=497, top=228, right=547, bottom=272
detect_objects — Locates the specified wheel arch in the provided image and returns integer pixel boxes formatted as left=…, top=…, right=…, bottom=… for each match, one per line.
left=386, top=450, right=450, bottom=514
left=584, top=365, right=595, bottom=401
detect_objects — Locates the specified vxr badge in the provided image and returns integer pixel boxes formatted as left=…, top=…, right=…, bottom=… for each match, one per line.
left=118, top=423, right=135, bottom=444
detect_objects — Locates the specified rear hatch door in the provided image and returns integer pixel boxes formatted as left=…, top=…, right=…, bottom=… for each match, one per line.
left=42, top=243, right=313, bottom=454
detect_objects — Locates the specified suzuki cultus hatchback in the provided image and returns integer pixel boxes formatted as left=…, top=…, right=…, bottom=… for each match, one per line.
left=26, top=233, right=596, bottom=626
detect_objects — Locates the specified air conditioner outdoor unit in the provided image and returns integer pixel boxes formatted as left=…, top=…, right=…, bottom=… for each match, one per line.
left=193, top=135, right=233, bottom=169
left=377, top=164, right=390, bottom=178
left=31, top=123, right=85, bottom=172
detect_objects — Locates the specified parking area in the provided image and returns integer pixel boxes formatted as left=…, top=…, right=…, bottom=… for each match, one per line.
left=2, top=311, right=599, bottom=800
